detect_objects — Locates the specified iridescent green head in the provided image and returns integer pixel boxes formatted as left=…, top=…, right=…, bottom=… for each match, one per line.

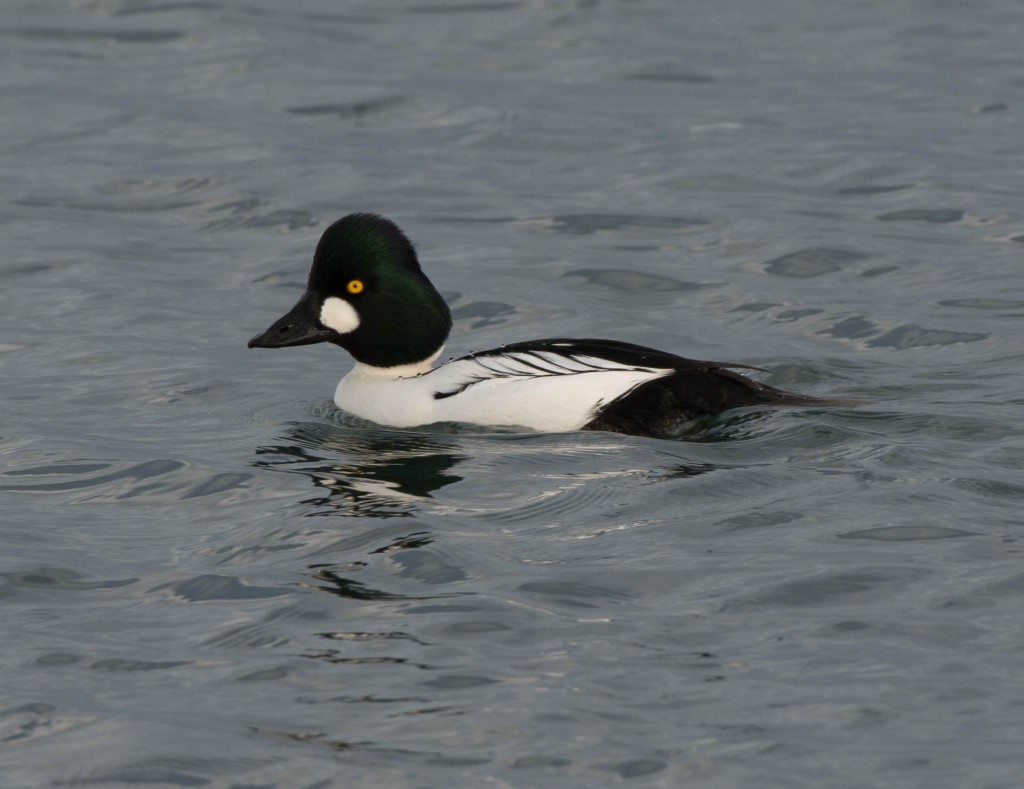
left=249, top=214, right=452, bottom=368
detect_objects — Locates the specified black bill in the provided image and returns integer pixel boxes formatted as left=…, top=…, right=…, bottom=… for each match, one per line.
left=248, top=292, right=332, bottom=348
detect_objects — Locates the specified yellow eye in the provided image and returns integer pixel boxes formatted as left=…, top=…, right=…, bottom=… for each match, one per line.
left=346, top=279, right=364, bottom=295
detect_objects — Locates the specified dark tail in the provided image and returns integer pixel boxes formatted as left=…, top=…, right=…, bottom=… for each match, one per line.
left=707, top=366, right=866, bottom=410
left=585, top=365, right=863, bottom=436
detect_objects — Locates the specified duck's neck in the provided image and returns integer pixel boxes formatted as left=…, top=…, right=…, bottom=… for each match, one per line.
left=348, top=347, right=443, bottom=380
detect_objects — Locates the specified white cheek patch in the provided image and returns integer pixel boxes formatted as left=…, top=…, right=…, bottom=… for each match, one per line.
left=319, top=297, right=361, bottom=335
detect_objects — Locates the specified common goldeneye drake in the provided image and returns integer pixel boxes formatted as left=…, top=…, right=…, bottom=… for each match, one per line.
left=249, top=213, right=851, bottom=437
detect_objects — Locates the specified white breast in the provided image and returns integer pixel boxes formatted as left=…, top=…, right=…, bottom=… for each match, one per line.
left=333, top=351, right=671, bottom=432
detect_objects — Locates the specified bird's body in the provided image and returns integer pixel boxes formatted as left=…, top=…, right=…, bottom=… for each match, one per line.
left=335, top=340, right=675, bottom=433
left=249, top=214, right=852, bottom=437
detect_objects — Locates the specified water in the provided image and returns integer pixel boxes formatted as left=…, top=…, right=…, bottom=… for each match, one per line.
left=3, top=0, right=1024, bottom=786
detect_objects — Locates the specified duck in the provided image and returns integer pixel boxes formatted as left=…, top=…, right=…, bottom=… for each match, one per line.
left=248, top=213, right=852, bottom=437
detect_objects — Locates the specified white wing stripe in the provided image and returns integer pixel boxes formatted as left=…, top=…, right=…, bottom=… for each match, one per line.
left=432, top=349, right=668, bottom=399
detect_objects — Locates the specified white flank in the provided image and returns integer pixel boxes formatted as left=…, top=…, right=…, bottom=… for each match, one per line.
left=319, top=297, right=360, bottom=335
left=334, top=349, right=672, bottom=432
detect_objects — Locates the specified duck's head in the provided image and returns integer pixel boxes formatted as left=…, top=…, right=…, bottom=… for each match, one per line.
left=248, top=213, right=452, bottom=368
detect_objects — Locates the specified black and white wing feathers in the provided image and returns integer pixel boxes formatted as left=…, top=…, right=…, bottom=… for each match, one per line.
left=427, top=337, right=852, bottom=436
left=474, top=338, right=767, bottom=372
left=432, top=338, right=764, bottom=400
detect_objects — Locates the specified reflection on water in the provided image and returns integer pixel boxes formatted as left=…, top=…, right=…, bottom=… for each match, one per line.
left=250, top=422, right=477, bottom=608
left=253, top=422, right=465, bottom=518
left=303, top=566, right=464, bottom=603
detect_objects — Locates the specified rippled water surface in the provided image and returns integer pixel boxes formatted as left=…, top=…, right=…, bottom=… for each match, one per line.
left=4, top=1, right=1024, bottom=786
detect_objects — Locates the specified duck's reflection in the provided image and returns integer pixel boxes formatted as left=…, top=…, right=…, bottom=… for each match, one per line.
left=304, top=567, right=404, bottom=601
left=252, top=421, right=464, bottom=518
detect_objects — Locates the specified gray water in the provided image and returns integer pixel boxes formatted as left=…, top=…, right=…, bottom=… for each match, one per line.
left=3, top=0, right=1024, bottom=786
